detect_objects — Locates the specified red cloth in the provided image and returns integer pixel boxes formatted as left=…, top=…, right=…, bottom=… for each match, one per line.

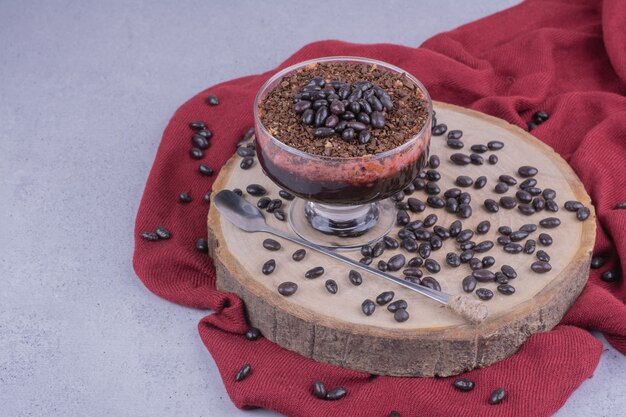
left=133, top=0, right=626, bottom=415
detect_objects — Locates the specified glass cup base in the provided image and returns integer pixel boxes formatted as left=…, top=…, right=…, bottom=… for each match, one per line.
left=288, top=198, right=395, bottom=250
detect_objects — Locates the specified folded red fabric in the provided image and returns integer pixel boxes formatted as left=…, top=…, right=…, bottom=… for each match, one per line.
left=133, top=0, right=626, bottom=415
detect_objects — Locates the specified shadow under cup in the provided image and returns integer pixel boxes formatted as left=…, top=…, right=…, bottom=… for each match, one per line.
left=254, top=57, right=432, bottom=248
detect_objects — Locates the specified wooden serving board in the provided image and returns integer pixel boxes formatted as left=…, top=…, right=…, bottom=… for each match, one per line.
left=207, top=102, right=595, bottom=377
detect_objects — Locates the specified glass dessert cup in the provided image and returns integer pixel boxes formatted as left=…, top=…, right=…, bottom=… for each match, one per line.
left=254, top=57, right=432, bottom=249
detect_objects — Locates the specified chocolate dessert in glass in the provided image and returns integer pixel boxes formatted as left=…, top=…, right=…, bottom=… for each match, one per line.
left=254, top=57, right=432, bottom=248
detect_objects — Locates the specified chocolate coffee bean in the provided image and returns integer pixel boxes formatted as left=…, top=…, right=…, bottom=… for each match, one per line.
left=235, top=364, right=251, bottom=382
left=292, top=249, right=306, bottom=261
left=471, top=144, right=488, bottom=153
left=314, top=127, right=335, bottom=138
left=432, top=124, right=448, bottom=136
left=246, top=184, right=267, bottom=196
left=539, top=217, right=561, bottom=228
left=448, top=129, right=463, bottom=140
left=501, top=265, right=517, bottom=279
left=520, top=178, right=537, bottom=189
left=476, top=220, right=491, bottom=234
left=453, top=378, right=475, bottom=392
left=403, top=267, right=423, bottom=278
left=387, top=254, right=406, bottom=271
left=538, top=233, right=553, bottom=246
left=494, top=182, right=509, bottom=194
left=154, top=227, right=171, bottom=239
left=497, top=236, right=511, bottom=245
left=536, top=250, right=551, bottom=262
left=533, top=111, right=549, bottom=123
left=429, top=154, right=440, bottom=168
left=424, top=259, right=440, bottom=273
left=245, top=327, right=261, bottom=340
left=447, top=139, right=464, bottom=149
left=190, top=147, right=204, bottom=159
left=531, top=261, right=552, bottom=273
left=407, top=198, right=426, bottom=213
left=450, top=153, right=471, bottom=165
left=499, top=174, right=517, bottom=186
left=277, top=281, right=298, bottom=296
left=261, top=259, right=276, bottom=275
left=497, top=284, right=516, bottom=295
left=360, top=256, right=373, bottom=265
left=462, top=275, right=477, bottom=293
left=387, top=299, right=408, bottom=313
left=346, top=270, right=362, bottom=287
left=460, top=250, right=474, bottom=263
left=362, top=299, right=376, bottom=315
left=473, top=269, right=496, bottom=282
left=262, top=238, right=281, bottom=251
left=371, top=111, right=385, bottom=128
left=456, top=229, right=474, bottom=243
left=470, top=153, right=484, bottom=165
left=482, top=256, right=496, bottom=268
left=140, top=231, right=159, bottom=241
left=240, top=157, right=254, bottom=170
left=325, top=387, right=347, bottom=401
left=206, top=94, right=219, bottom=106
left=577, top=207, right=590, bottom=221
left=518, top=204, right=536, bottom=215
left=509, top=230, right=529, bottom=242
left=498, top=226, right=512, bottom=235
left=358, top=130, right=372, bottom=144
left=489, top=388, right=506, bottom=405
left=524, top=239, right=536, bottom=254
left=425, top=182, right=441, bottom=195
left=305, top=266, right=325, bottom=279
left=179, top=192, right=192, bottom=203
left=196, top=238, right=208, bottom=253
left=449, top=220, right=462, bottom=237
left=456, top=176, right=473, bottom=187
left=372, top=241, right=386, bottom=257
left=500, top=196, right=517, bottom=209
left=484, top=199, right=500, bottom=213
left=474, top=176, right=487, bottom=189
left=601, top=271, right=619, bottom=282
left=488, top=154, right=498, bottom=164
left=312, top=380, right=327, bottom=399
left=376, top=291, right=395, bottom=305
left=487, top=140, right=504, bottom=150
left=341, top=127, right=356, bottom=141
left=476, top=288, right=494, bottom=300
left=495, top=272, right=508, bottom=284
left=545, top=199, right=559, bottom=212
left=516, top=190, right=532, bottom=204
left=192, top=134, right=209, bottom=150
left=590, top=256, right=604, bottom=269
left=446, top=252, right=461, bottom=268
left=518, top=165, right=538, bottom=177
left=503, top=243, right=523, bottom=254
left=474, top=240, right=494, bottom=253
left=408, top=257, right=423, bottom=267
left=325, top=279, right=338, bottom=294
left=564, top=200, right=584, bottom=212
left=394, top=309, right=410, bottom=323
left=384, top=236, right=400, bottom=249
left=402, top=238, right=418, bottom=252
left=420, top=276, right=441, bottom=291
left=274, top=209, right=286, bottom=221
left=426, top=196, right=445, bottom=208
left=469, top=258, right=482, bottom=271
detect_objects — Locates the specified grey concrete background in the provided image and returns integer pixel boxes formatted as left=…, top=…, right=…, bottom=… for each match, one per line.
left=1, top=1, right=624, bottom=416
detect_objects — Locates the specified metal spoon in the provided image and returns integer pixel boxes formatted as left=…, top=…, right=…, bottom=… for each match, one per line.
left=213, top=189, right=487, bottom=323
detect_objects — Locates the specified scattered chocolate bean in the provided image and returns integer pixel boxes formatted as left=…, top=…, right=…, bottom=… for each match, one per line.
left=245, top=327, right=261, bottom=340
left=488, top=154, right=498, bottom=165
left=487, top=140, right=504, bottom=150
left=376, top=291, right=395, bottom=305
left=536, top=250, right=551, bottom=262
left=427, top=196, right=445, bottom=208
left=453, top=378, right=475, bottom=392
left=489, top=388, right=506, bottom=405
left=518, top=204, right=536, bottom=215
left=482, top=256, right=496, bottom=268
left=432, top=124, right=448, bottom=136
left=394, top=309, right=410, bottom=323
left=262, top=259, right=276, bottom=275
left=524, top=239, right=537, bottom=254
left=196, top=238, right=208, bottom=253
left=476, top=288, right=494, bottom=300
left=462, top=275, right=477, bottom=293
left=312, top=380, right=327, bottom=399
left=305, top=266, right=325, bottom=279
left=420, top=276, right=441, bottom=291
left=447, top=139, right=464, bottom=149
left=401, top=238, right=418, bottom=253
left=484, top=199, right=500, bottom=213
left=240, top=157, right=254, bottom=169
left=509, top=230, right=529, bottom=242
left=396, top=210, right=410, bottom=226
left=473, top=269, right=496, bottom=282
left=476, top=220, right=491, bottom=235
left=518, top=165, right=538, bottom=177
left=470, top=153, right=484, bottom=165
left=460, top=250, right=474, bottom=263
left=499, top=175, right=517, bottom=186
left=474, top=240, right=494, bottom=253
left=424, top=259, right=441, bottom=273
left=545, top=199, right=559, bottom=212
left=448, top=130, right=463, bottom=140
left=497, top=235, right=511, bottom=245
left=154, top=226, right=171, bottom=239
left=495, top=182, right=509, bottom=194
left=538, top=233, right=553, bottom=246
left=246, top=184, right=267, bottom=196
left=387, top=299, right=408, bottom=313
left=501, top=265, right=517, bottom=279
left=140, top=231, right=159, bottom=241
left=235, top=364, right=251, bottom=381
left=179, top=192, right=192, bottom=203
left=533, top=111, right=549, bottom=123
left=531, top=261, right=552, bottom=273
left=274, top=209, right=286, bottom=221
left=499, top=226, right=513, bottom=235
left=500, top=196, right=517, bottom=209
left=539, top=217, right=561, bottom=228
left=456, top=175, right=474, bottom=187
left=372, top=241, right=386, bottom=257
left=325, top=279, right=338, bottom=294
left=495, top=272, right=508, bottom=284
left=590, top=256, right=604, bottom=269
left=471, top=144, right=488, bottom=154
left=192, top=134, right=209, bottom=149
left=503, top=243, right=523, bottom=254
left=601, top=270, right=619, bottom=282
left=325, top=387, right=347, bottom=401
left=190, top=147, right=204, bottom=159
left=206, top=94, right=219, bottom=106
left=474, top=176, right=487, bottom=190
left=450, top=153, right=471, bottom=165
left=564, top=201, right=584, bottom=212
left=277, top=281, right=297, bottom=296
left=446, top=252, right=461, bottom=268
left=362, top=299, right=376, bottom=315
left=469, top=258, right=482, bottom=271
left=262, top=238, right=281, bottom=251
left=429, top=154, right=440, bottom=168
left=408, top=257, right=423, bottom=267
left=577, top=207, right=590, bottom=221
left=360, top=256, right=373, bottom=265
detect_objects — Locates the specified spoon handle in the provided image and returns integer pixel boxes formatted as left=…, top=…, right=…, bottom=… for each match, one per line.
left=263, top=227, right=450, bottom=305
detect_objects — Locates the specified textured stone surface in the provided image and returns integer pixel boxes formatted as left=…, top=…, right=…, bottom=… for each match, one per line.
left=1, top=1, right=623, bottom=416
